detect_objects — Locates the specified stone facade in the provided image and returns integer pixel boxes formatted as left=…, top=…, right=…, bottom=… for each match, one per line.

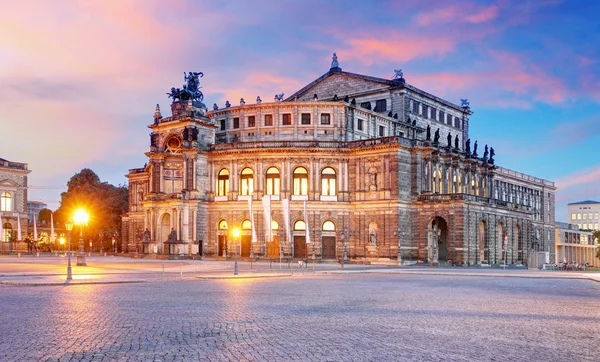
left=122, top=61, right=556, bottom=265
left=0, top=157, right=30, bottom=252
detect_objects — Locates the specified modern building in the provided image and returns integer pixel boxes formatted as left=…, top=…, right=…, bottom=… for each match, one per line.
left=555, top=222, right=598, bottom=266
left=567, top=200, right=600, bottom=231
left=0, top=157, right=30, bottom=252
left=122, top=56, right=556, bottom=265
left=27, top=201, right=47, bottom=225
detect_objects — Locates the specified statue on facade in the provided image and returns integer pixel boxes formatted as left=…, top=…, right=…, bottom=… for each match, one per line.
left=167, top=228, right=177, bottom=243
left=483, top=145, right=489, bottom=160
left=465, top=138, right=471, bottom=154
left=455, top=135, right=459, bottom=150
left=426, top=125, right=431, bottom=141
left=274, top=93, right=284, bottom=102
left=167, top=71, right=204, bottom=103
left=393, top=69, right=403, bottom=80
left=331, top=53, right=339, bottom=69
left=460, top=98, right=470, bottom=108
left=142, top=229, right=150, bottom=242
left=489, top=147, right=495, bottom=165
left=472, top=141, right=478, bottom=157
left=447, top=132, right=452, bottom=148
left=213, top=103, right=218, bottom=110
left=433, top=129, right=440, bottom=144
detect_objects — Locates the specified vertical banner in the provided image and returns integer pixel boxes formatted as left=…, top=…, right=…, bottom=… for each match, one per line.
left=248, top=198, right=257, bottom=243
left=17, top=213, right=22, bottom=241
left=262, top=196, right=272, bottom=243
left=33, top=214, right=38, bottom=242
left=50, top=212, right=55, bottom=243
left=282, top=199, right=291, bottom=244
left=304, top=199, right=311, bottom=244
left=0, top=213, right=3, bottom=242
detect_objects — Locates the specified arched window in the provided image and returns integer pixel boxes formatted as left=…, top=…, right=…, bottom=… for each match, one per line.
left=433, top=170, right=442, bottom=193
left=294, top=220, right=306, bottom=230
left=293, top=167, right=308, bottom=195
left=1, top=192, right=12, bottom=212
left=271, top=220, right=279, bottom=230
left=2, top=222, right=12, bottom=242
left=321, top=167, right=337, bottom=196
left=217, top=169, right=229, bottom=197
left=240, top=168, right=254, bottom=196
left=322, top=220, right=335, bottom=231
left=453, top=174, right=462, bottom=193
left=165, top=136, right=182, bottom=153
left=241, top=220, right=252, bottom=230
left=265, top=167, right=280, bottom=196
left=471, top=178, right=479, bottom=196
left=218, top=220, right=228, bottom=230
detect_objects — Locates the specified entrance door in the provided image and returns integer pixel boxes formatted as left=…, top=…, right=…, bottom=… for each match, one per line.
left=268, top=236, right=280, bottom=258
left=218, top=235, right=227, bottom=256
left=294, top=236, right=306, bottom=258
left=322, top=236, right=336, bottom=259
left=241, top=235, right=251, bottom=257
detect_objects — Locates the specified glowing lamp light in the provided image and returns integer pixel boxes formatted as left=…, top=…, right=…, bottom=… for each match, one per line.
left=73, top=209, right=89, bottom=225
left=59, top=236, right=65, bottom=245
left=232, top=228, right=240, bottom=238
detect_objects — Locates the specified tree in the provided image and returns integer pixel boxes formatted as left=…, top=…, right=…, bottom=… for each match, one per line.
left=594, top=230, right=600, bottom=259
left=38, top=208, right=53, bottom=225
left=55, top=168, right=128, bottom=251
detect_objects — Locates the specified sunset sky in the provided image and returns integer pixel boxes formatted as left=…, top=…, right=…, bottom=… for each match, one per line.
left=1, top=0, right=599, bottom=221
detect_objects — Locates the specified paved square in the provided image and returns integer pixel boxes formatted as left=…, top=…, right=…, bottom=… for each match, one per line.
left=0, top=262, right=598, bottom=361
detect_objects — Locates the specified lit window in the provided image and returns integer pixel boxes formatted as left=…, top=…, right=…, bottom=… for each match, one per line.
left=217, top=169, right=229, bottom=197
left=453, top=174, right=462, bottom=193
left=293, top=167, right=308, bottom=195
left=294, top=220, right=306, bottom=231
left=265, top=167, right=280, bottom=196
left=322, top=221, right=335, bottom=231
left=2, top=222, right=12, bottom=242
left=218, top=220, right=228, bottom=230
left=321, top=167, right=336, bottom=196
left=242, top=220, right=252, bottom=230
left=471, top=179, right=479, bottom=196
left=595, top=213, right=599, bottom=219
left=583, top=214, right=587, bottom=220
left=589, top=213, right=594, bottom=220
left=0, top=192, right=11, bottom=212
left=320, top=113, right=330, bottom=125
left=571, top=214, right=576, bottom=220
left=577, top=214, right=581, bottom=220
left=301, top=113, right=311, bottom=125
left=240, top=168, right=254, bottom=196
left=433, top=170, right=443, bottom=193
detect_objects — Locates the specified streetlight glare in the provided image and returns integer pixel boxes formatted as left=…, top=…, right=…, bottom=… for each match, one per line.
left=73, top=209, right=89, bottom=225
left=233, top=228, right=240, bottom=237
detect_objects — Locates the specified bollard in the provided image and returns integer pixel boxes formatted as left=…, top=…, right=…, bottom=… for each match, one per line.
left=18, top=252, right=21, bottom=258
left=36, top=252, right=40, bottom=257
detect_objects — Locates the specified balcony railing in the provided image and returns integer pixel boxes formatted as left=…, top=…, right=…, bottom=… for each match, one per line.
left=417, top=193, right=532, bottom=211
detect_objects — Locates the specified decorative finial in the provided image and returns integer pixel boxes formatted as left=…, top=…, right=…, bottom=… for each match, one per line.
left=460, top=98, right=470, bottom=108
left=313, top=94, right=318, bottom=101
left=213, top=103, right=218, bottom=110
left=154, top=104, right=162, bottom=118
left=393, top=69, right=404, bottom=80
left=274, top=93, right=284, bottom=102
left=225, top=100, right=231, bottom=108
left=330, top=52, right=340, bottom=70
left=240, top=98, right=245, bottom=105
left=256, top=96, right=262, bottom=104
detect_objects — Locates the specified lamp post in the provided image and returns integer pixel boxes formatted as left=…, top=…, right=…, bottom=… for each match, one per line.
left=74, top=209, right=89, bottom=266
left=233, top=228, right=240, bottom=275
left=65, top=221, right=73, bottom=280
left=341, top=228, right=351, bottom=270
left=394, top=230, right=403, bottom=265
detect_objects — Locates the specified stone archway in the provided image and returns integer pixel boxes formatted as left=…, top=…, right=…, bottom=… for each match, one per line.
left=478, top=220, right=487, bottom=264
left=159, top=213, right=171, bottom=254
left=428, top=217, right=448, bottom=263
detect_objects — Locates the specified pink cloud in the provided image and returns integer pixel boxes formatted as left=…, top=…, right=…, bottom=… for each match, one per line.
left=555, top=166, right=600, bottom=190
left=414, top=3, right=499, bottom=26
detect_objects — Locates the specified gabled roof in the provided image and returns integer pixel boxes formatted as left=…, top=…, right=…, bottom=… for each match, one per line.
left=568, top=200, right=600, bottom=205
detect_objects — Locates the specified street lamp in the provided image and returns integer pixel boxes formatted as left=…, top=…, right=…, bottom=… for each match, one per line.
left=73, top=209, right=89, bottom=266
left=393, top=230, right=403, bottom=265
left=65, top=221, right=73, bottom=280
left=232, top=228, right=240, bottom=275
left=59, top=236, right=65, bottom=254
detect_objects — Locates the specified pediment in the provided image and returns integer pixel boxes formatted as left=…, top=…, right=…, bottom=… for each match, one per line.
left=0, top=179, right=21, bottom=189
left=287, top=71, right=393, bottom=102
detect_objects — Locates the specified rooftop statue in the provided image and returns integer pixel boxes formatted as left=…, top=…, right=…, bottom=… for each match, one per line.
left=434, top=129, right=440, bottom=144
left=489, top=147, right=495, bottom=164
left=447, top=132, right=452, bottom=148
left=426, top=125, right=431, bottom=141
left=460, top=98, right=470, bottom=108
left=473, top=141, right=478, bottom=157
left=465, top=138, right=471, bottom=154
left=483, top=145, right=489, bottom=159
left=455, top=135, right=459, bottom=150
left=167, top=71, right=204, bottom=103
left=331, top=53, right=339, bottom=69
left=393, top=69, right=403, bottom=80
left=274, top=93, right=284, bottom=102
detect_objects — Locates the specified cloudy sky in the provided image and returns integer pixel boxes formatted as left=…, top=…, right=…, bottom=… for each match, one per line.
left=1, top=0, right=599, bottom=221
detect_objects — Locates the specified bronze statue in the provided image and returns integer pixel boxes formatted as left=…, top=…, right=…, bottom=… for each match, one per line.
left=455, top=135, right=459, bottom=150
left=489, top=147, right=495, bottom=164
left=434, top=129, right=440, bottom=144
left=426, top=125, right=431, bottom=140
left=167, top=71, right=204, bottom=103
left=465, top=138, right=471, bottom=154
left=168, top=228, right=177, bottom=243
left=483, top=145, right=489, bottom=159
left=473, top=141, right=478, bottom=157
left=447, top=132, right=452, bottom=148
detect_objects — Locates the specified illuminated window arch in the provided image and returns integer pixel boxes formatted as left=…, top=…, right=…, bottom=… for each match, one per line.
left=1, top=192, right=12, bottom=212
left=240, top=168, right=254, bottom=195
left=322, top=220, right=335, bottom=231
left=453, top=173, right=462, bottom=193
left=471, top=178, right=479, bottom=196
left=293, top=167, right=308, bottom=195
left=165, top=136, right=182, bottom=153
left=241, top=220, right=252, bottom=230
left=271, top=220, right=279, bottom=230
left=265, top=167, right=280, bottom=196
left=321, top=167, right=337, bottom=196
left=433, top=170, right=442, bottom=193
left=217, top=169, right=229, bottom=197
left=294, top=220, right=306, bottom=230
left=218, top=220, right=228, bottom=230
left=2, top=222, right=11, bottom=242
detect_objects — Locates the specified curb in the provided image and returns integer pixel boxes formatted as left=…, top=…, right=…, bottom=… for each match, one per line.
left=0, top=280, right=147, bottom=287
left=195, top=274, right=292, bottom=280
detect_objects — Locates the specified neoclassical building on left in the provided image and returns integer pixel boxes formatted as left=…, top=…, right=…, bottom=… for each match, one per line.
left=0, top=157, right=30, bottom=252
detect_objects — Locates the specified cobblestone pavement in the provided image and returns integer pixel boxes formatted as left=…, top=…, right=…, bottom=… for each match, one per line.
left=0, top=272, right=598, bottom=361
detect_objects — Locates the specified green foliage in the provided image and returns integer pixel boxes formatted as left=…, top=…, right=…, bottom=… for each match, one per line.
left=38, top=208, right=53, bottom=224
left=55, top=168, right=128, bottom=247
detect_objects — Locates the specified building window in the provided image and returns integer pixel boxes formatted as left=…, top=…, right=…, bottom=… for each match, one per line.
left=590, top=213, right=594, bottom=219
left=360, top=102, right=371, bottom=110
left=375, top=99, right=386, bottom=112
left=240, top=168, right=254, bottom=196
left=453, top=174, right=462, bottom=193
left=577, top=214, right=581, bottom=220
left=433, top=170, right=442, bottom=193
left=595, top=213, right=599, bottom=219
left=320, top=113, right=331, bottom=125
left=583, top=214, right=588, bottom=220
left=293, top=167, right=308, bottom=195
left=422, top=104, right=428, bottom=118
left=412, top=100, right=419, bottom=113
left=431, top=108, right=436, bottom=121
left=265, top=167, right=280, bottom=196
left=439, top=110, right=444, bottom=122
left=220, top=119, right=226, bottom=131
left=378, top=125, right=385, bottom=137
left=217, top=169, right=229, bottom=197
left=233, top=117, right=240, bottom=129
left=294, top=220, right=306, bottom=231
left=357, top=119, right=364, bottom=131
left=0, top=192, right=12, bottom=212
left=571, top=214, right=576, bottom=220
left=471, top=179, right=479, bottom=196
left=446, top=114, right=452, bottom=125
left=282, top=114, right=291, bottom=125
left=248, top=116, right=256, bottom=128
left=322, top=220, right=336, bottom=231
left=454, top=117, right=460, bottom=129
left=321, top=167, right=336, bottom=196
left=301, top=113, right=311, bottom=125
left=265, top=114, right=273, bottom=126
left=2, top=223, right=11, bottom=242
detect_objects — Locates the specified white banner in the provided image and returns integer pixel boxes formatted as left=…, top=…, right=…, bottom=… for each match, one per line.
left=262, top=196, right=272, bottom=243
left=282, top=199, right=291, bottom=244
left=17, top=213, right=22, bottom=241
left=33, top=214, right=38, bottom=241
left=248, top=198, right=257, bottom=243
left=304, top=199, right=311, bottom=244
left=50, top=212, right=55, bottom=242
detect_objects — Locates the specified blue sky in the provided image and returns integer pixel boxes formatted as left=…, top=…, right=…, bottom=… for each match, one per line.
left=1, top=0, right=598, bottom=221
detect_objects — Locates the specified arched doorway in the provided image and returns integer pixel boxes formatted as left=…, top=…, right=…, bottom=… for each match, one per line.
left=321, top=220, right=336, bottom=259
left=428, top=217, right=448, bottom=262
left=478, top=221, right=487, bottom=264
left=515, top=224, right=523, bottom=264
left=293, top=220, right=307, bottom=258
left=241, top=219, right=252, bottom=257
left=497, top=222, right=505, bottom=265
left=217, top=220, right=228, bottom=257
left=159, top=213, right=170, bottom=254
left=267, top=220, right=280, bottom=258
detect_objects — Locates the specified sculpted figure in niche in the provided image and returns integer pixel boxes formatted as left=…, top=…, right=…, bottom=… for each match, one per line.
left=168, top=228, right=177, bottom=243
left=143, top=229, right=151, bottom=242
left=368, top=222, right=378, bottom=245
